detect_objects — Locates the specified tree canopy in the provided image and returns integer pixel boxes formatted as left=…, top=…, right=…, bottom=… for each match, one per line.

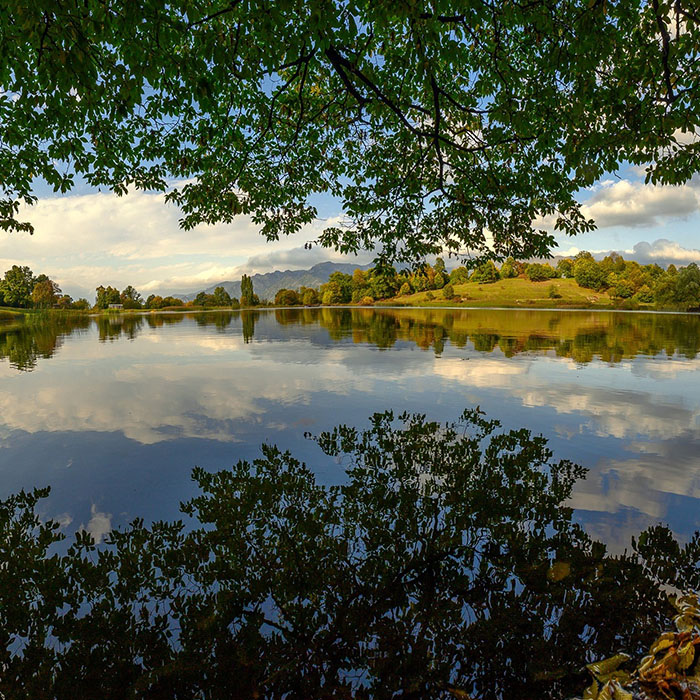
left=1, top=1, right=698, bottom=261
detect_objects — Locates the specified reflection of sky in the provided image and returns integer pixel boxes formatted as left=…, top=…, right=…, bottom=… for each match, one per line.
left=1, top=311, right=699, bottom=551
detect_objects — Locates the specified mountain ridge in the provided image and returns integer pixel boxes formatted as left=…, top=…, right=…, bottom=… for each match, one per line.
left=175, top=261, right=374, bottom=302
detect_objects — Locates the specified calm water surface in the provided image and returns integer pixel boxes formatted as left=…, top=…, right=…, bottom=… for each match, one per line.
left=1, top=307, right=699, bottom=550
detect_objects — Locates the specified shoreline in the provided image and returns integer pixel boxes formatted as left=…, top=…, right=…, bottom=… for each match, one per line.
left=3, top=303, right=699, bottom=321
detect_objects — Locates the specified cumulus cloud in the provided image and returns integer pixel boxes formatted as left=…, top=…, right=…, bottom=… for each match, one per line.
left=0, top=188, right=356, bottom=298
left=673, top=127, right=700, bottom=146
left=621, top=239, right=700, bottom=266
left=4, top=173, right=700, bottom=299
left=580, top=179, right=700, bottom=228
left=240, top=245, right=375, bottom=276
left=552, top=239, right=700, bottom=268
left=535, top=177, right=700, bottom=232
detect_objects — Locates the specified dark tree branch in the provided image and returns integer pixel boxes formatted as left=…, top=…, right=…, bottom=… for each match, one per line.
left=652, top=0, right=676, bottom=103
left=187, top=1, right=242, bottom=30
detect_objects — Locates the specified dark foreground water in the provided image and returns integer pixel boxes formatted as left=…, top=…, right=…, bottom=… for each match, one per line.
left=1, top=307, right=699, bottom=550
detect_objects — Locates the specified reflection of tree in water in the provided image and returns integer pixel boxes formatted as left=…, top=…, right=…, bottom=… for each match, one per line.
left=96, top=314, right=149, bottom=342
left=241, top=310, right=260, bottom=343
left=309, top=309, right=700, bottom=362
left=194, top=310, right=234, bottom=331
left=2, top=410, right=698, bottom=698
left=0, top=315, right=91, bottom=371
left=145, top=312, right=188, bottom=329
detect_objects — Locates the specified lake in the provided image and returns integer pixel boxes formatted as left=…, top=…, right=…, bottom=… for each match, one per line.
left=1, top=307, right=699, bottom=551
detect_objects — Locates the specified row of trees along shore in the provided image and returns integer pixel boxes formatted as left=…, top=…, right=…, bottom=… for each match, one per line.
left=3, top=255, right=700, bottom=312
left=0, top=265, right=90, bottom=310
left=0, top=266, right=262, bottom=311
left=273, top=253, right=700, bottom=311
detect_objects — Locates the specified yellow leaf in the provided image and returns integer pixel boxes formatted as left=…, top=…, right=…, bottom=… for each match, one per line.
left=650, top=637, right=676, bottom=655
left=612, top=685, right=633, bottom=700
left=677, top=593, right=700, bottom=609
left=638, top=654, right=656, bottom=674
left=583, top=679, right=599, bottom=700
left=678, top=642, right=695, bottom=670
left=587, top=654, right=631, bottom=680
left=598, top=682, right=613, bottom=700
left=675, top=614, right=698, bottom=632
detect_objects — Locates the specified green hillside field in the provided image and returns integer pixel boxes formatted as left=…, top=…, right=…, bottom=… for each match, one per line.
left=378, top=277, right=646, bottom=310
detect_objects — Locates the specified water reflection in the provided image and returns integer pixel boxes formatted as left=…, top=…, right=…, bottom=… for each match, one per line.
left=0, top=308, right=699, bottom=553
left=2, top=411, right=699, bottom=700
left=3, top=308, right=700, bottom=371
left=0, top=314, right=91, bottom=371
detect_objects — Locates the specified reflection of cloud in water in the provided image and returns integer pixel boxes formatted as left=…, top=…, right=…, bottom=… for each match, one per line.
left=433, top=357, right=699, bottom=441
left=577, top=508, right=665, bottom=555
left=630, top=357, right=700, bottom=380
left=0, top=352, right=359, bottom=444
left=571, top=430, right=700, bottom=522
left=3, top=315, right=700, bottom=549
left=432, top=357, right=530, bottom=387
left=431, top=354, right=700, bottom=536
left=3, top=340, right=690, bottom=450
left=520, top=385, right=695, bottom=440
left=82, top=504, right=112, bottom=544
left=54, top=512, right=73, bottom=529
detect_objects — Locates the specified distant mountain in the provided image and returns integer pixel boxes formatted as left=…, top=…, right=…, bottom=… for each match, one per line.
left=176, top=261, right=374, bottom=302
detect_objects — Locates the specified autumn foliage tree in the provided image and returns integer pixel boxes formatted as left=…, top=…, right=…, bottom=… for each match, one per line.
left=30, top=278, right=61, bottom=307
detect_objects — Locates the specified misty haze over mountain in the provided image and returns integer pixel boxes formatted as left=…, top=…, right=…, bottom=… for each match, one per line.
left=175, top=261, right=374, bottom=302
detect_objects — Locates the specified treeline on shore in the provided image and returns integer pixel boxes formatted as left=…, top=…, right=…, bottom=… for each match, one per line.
left=3, top=254, right=700, bottom=313
left=274, top=253, right=700, bottom=311
left=0, top=265, right=263, bottom=311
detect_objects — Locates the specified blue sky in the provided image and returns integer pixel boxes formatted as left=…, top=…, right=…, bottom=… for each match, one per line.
left=1, top=166, right=699, bottom=301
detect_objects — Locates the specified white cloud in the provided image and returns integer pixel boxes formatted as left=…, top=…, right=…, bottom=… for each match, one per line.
left=0, top=188, right=354, bottom=298
left=621, top=239, right=700, bottom=266
left=673, top=127, right=700, bottom=146
left=552, top=239, right=700, bottom=268
left=4, top=174, right=699, bottom=301
left=581, top=179, right=700, bottom=228
left=535, top=177, right=700, bottom=232
left=240, top=245, right=374, bottom=276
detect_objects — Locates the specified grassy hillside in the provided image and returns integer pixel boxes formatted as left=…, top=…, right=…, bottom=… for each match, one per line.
left=380, top=278, right=639, bottom=309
